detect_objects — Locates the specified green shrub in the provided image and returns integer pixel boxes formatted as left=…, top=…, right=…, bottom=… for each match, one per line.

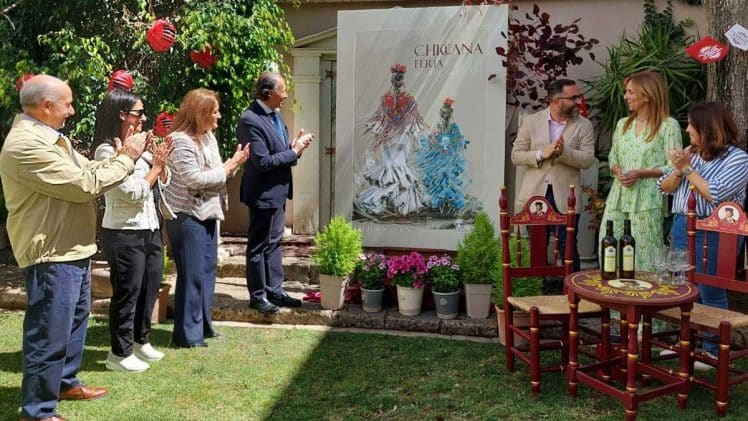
left=456, top=212, right=500, bottom=285
left=491, top=235, right=543, bottom=309
left=312, top=216, right=362, bottom=277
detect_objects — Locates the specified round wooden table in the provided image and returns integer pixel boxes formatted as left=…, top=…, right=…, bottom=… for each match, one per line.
left=565, top=270, right=699, bottom=421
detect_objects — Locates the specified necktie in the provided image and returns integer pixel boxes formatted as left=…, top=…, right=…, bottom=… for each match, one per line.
left=271, top=112, right=286, bottom=143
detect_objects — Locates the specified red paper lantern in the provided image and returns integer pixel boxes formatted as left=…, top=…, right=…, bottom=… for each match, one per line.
left=685, top=36, right=730, bottom=64
left=108, top=70, right=134, bottom=92
left=16, top=73, right=36, bottom=92
left=189, top=46, right=218, bottom=69
left=154, top=112, right=175, bottom=137
left=146, top=19, right=177, bottom=52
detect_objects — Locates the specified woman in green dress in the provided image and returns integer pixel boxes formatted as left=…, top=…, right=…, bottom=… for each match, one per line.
left=599, top=70, right=682, bottom=272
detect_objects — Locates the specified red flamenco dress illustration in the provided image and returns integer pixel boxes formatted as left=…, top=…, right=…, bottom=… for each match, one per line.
left=355, top=64, right=428, bottom=218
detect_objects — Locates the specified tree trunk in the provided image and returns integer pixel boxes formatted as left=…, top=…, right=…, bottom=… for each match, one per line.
left=704, top=0, right=748, bottom=148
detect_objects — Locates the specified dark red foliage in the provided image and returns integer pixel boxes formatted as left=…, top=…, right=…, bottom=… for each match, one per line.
left=494, top=3, right=599, bottom=111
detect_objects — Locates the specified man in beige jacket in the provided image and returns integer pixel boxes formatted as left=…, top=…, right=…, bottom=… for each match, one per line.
left=0, top=75, right=147, bottom=421
left=511, top=79, right=595, bottom=277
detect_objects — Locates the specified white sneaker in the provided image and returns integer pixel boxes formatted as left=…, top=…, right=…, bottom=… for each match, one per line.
left=694, top=351, right=717, bottom=371
left=134, top=343, right=164, bottom=362
left=106, top=352, right=149, bottom=372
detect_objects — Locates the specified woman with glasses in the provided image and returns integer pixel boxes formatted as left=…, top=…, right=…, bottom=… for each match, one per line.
left=92, top=89, right=174, bottom=372
left=658, top=102, right=748, bottom=360
left=163, top=88, right=249, bottom=348
left=599, top=70, right=682, bottom=272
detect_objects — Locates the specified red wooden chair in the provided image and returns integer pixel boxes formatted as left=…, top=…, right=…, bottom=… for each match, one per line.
left=499, top=185, right=603, bottom=394
left=645, top=187, right=748, bottom=416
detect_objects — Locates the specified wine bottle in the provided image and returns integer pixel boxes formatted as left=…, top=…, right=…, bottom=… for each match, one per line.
left=601, top=220, right=617, bottom=280
left=619, top=219, right=636, bottom=278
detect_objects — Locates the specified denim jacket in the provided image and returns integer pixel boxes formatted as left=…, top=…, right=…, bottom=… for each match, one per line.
left=94, top=143, right=174, bottom=230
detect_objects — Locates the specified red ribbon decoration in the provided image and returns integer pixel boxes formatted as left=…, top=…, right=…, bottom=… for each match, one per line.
left=146, top=19, right=177, bottom=52
left=16, top=74, right=36, bottom=92
left=685, top=36, right=730, bottom=64
left=108, top=70, right=134, bottom=92
left=154, top=112, right=175, bottom=137
left=190, top=46, right=219, bottom=69
left=578, top=95, right=589, bottom=118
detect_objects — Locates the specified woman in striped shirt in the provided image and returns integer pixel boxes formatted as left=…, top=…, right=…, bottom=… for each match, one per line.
left=657, top=102, right=748, bottom=357
left=164, top=88, right=249, bottom=348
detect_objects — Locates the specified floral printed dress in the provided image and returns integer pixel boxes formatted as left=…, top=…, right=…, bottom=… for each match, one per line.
left=599, top=116, right=682, bottom=271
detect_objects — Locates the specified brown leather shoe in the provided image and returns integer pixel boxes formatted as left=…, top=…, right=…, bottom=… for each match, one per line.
left=18, top=415, right=67, bottom=421
left=58, top=384, right=109, bottom=401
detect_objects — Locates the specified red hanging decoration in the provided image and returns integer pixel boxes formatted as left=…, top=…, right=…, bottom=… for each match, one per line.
left=189, top=46, right=219, bottom=69
left=108, top=70, right=134, bottom=92
left=685, top=36, right=730, bottom=64
left=146, top=19, right=177, bottom=52
left=578, top=95, right=589, bottom=118
left=16, top=73, right=36, bottom=92
left=154, top=112, right=175, bottom=137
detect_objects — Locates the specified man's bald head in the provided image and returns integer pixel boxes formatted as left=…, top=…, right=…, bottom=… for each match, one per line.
left=19, top=75, right=75, bottom=130
left=20, top=75, right=67, bottom=110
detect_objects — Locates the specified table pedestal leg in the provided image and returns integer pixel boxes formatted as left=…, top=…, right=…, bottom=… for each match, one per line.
left=600, top=308, right=611, bottom=382
left=678, top=303, right=693, bottom=410
left=625, top=309, right=640, bottom=420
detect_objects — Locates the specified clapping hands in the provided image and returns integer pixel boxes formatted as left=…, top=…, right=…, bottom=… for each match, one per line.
left=292, top=129, right=315, bottom=156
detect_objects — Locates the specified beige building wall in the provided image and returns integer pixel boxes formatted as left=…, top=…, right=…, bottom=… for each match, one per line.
left=224, top=0, right=705, bottom=235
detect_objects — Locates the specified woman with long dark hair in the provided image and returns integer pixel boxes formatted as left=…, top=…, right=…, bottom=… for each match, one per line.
left=658, top=102, right=748, bottom=359
left=93, top=89, right=173, bottom=372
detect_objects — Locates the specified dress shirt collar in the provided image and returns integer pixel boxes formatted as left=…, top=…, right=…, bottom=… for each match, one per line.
left=16, top=113, right=64, bottom=145
left=547, top=108, right=568, bottom=127
left=257, top=99, right=278, bottom=115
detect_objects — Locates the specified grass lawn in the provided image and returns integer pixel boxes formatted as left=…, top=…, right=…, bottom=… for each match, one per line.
left=0, top=311, right=745, bottom=420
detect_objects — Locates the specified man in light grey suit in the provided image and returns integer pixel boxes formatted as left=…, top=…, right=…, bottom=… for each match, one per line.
left=511, top=79, right=595, bottom=278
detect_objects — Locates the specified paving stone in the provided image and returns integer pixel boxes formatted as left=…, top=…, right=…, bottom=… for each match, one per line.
left=440, top=316, right=497, bottom=337
left=384, top=309, right=441, bottom=333
left=332, top=305, right=386, bottom=329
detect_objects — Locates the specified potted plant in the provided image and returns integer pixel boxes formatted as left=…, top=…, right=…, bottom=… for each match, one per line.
left=355, top=252, right=387, bottom=313
left=492, top=235, right=543, bottom=346
left=427, top=255, right=461, bottom=319
left=457, top=212, right=500, bottom=319
left=386, top=251, right=427, bottom=316
left=312, top=216, right=362, bottom=310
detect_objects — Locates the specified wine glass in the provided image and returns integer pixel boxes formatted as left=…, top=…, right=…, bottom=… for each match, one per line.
left=672, top=249, right=692, bottom=286
left=652, top=247, right=669, bottom=284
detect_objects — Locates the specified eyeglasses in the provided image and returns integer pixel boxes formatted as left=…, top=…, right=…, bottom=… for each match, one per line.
left=554, top=95, right=583, bottom=102
left=123, top=109, right=146, bottom=117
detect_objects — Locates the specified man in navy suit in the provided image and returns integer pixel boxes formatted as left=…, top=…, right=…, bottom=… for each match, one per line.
left=237, top=72, right=314, bottom=314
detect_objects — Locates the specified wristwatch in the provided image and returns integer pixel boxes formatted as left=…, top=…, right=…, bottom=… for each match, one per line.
left=682, top=165, right=694, bottom=176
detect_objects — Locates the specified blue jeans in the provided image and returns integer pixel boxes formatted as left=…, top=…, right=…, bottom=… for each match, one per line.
left=670, top=214, right=733, bottom=355
left=166, top=214, right=217, bottom=346
left=21, top=259, right=90, bottom=419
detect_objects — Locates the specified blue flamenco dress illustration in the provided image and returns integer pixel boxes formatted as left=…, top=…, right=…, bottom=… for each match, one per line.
left=415, top=98, right=471, bottom=216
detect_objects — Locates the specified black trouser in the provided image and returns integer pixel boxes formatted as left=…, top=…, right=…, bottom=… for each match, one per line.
left=102, top=228, right=163, bottom=356
left=246, top=206, right=286, bottom=302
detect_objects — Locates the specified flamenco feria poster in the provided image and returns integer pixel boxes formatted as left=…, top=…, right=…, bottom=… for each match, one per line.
left=336, top=5, right=508, bottom=249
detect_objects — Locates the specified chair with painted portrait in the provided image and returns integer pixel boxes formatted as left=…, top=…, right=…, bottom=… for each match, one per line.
left=499, top=185, right=604, bottom=395
left=645, top=188, right=748, bottom=417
